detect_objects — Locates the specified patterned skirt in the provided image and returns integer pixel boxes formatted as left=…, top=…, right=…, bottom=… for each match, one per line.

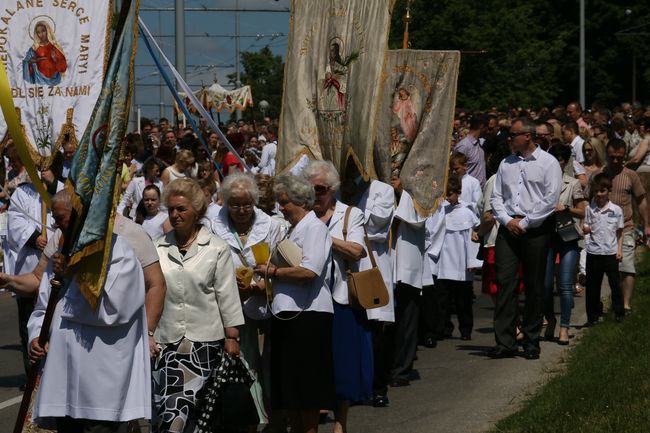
left=152, top=338, right=224, bottom=433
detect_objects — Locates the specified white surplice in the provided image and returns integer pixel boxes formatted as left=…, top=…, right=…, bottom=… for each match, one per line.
left=392, top=190, right=427, bottom=289
left=28, top=235, right=151, bottom=423
left=358, top=181, right=395, bottom=322
left=7, top=183, right=60, bottom=275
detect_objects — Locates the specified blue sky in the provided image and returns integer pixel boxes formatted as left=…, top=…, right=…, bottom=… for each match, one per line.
left=134, top=0, right=290, bottom=123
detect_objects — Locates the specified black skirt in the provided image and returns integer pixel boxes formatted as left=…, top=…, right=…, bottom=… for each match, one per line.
left=271, top=311, right=336, bottom=411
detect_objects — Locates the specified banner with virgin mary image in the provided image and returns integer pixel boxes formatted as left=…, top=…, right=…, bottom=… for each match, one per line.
left=0, top=1, right=113, bottom=168
left=277, top=0, right=395, bottom=176
left=374, top=50, right=460, bottom=215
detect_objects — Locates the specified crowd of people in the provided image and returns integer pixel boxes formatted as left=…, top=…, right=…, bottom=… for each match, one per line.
left=0, top=100, right=649, bottom=432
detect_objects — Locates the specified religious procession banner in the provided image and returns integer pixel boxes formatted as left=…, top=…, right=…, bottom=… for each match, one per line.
left=65, top=0, right=139, bottom=310
left=374, top=50, right=460, bottom=215
left=176, top=83, right=253, bottom=115
left=0, top=0, right=112, bottom=168
left=278, top=0, right=395, bottom=177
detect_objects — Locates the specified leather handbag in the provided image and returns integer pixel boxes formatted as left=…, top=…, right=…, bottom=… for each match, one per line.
left=342, top=207, right=390, bottom=310
left=270, top=238, right=302, bottom=268
left=555, top=210, right=581, bottom=243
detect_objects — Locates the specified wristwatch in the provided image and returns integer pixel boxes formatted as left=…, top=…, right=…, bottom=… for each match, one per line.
left=147, top=331, right=155, bottom=337
left=225, top=336, right=240, bottom=343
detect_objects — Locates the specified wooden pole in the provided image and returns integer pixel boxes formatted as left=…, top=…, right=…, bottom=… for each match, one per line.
left=402, top=0, right=412, bottom=49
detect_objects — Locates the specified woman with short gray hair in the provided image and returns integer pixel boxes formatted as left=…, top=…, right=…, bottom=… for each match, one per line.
left=255, top=173, right=335, bottom=433
left=209, top=173, right=285, bottom=424
left=304, top=160, right=371, bottom=433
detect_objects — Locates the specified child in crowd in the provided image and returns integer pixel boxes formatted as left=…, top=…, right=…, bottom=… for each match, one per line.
left=582, top=173, right=625, bottom=325
left=449, top=152, right=482, bottom=215
left=430, top=175, right=482, bottom=340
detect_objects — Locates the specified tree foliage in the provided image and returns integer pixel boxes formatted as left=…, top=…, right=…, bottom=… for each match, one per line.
left=228, top=46, right=284, bottom=120
left=389, top=0, right=650, bottom=109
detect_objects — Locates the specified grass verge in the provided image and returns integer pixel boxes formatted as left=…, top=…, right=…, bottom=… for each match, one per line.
left=492, top=253, right=650, bottom=433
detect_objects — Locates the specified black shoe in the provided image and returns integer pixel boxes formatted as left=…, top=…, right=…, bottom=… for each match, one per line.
left=461, top=334, right=472, bottom=341
left=423, top=337, right=437, bottom=348
left=522, top=349, right=540, bottom=360
left=389, top=378, right=410, bottom=387
left=544, top=316, right=557, bottom=341
left=486, top=346, right=515, bottom=359
left=373, top=395, right=389, bottom=407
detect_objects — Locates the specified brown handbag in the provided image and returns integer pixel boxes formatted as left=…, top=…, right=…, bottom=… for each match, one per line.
left=342, top=207, right=390, bottom=310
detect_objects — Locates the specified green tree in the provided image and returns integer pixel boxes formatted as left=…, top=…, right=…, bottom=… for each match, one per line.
left=389, top=0, right=650, bottom=109
left=228, top=46, right=284, bottom=120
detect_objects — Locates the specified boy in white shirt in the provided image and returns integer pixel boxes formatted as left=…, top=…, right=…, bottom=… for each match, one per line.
left=582, top=173, right=625, bottom=325
left=431, top=175, right=482, bottom=340
left=450, top=152, right=482, bottom=215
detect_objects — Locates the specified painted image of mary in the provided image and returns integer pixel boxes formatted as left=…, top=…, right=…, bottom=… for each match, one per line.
left=22, top=18, right=67, bottom=86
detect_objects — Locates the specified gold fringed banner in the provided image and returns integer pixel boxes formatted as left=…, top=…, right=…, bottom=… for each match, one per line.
left=278, top=0, right=396, bottom=176
left=373, top=50, right=461, bottom=216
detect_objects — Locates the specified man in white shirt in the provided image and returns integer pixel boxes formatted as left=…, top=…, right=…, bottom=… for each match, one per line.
left=488, top=117, right=562, bottom=360
left=562, top=121, right=584, bottom=164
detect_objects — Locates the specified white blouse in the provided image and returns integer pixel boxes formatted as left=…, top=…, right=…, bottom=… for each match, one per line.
left=271, top=211, right=333, bottom=314
left=210, top=207, right=286, bottom=319
left=327, top=201, right=365, bottom=305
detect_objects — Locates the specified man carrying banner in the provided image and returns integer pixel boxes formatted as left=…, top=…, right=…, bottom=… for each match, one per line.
left=27, top=190, right=151, bottom=433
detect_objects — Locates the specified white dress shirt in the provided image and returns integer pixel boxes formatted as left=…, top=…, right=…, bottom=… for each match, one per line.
left=155, top=225, right=245, bottom=343
left=490, top=146, right=562, bottom=230
left=584, top=201, right=624, bottom=255
left=271, top=211, right=333, bottom=314
left=570, top=135, right=585, bottom=164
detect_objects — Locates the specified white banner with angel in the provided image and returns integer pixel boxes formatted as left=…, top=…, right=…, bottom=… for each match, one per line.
left=0, top=1, right=113, bottom=167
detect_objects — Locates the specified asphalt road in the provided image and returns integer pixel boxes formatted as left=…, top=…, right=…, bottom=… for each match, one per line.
left=0, top=279, right=595, bottom=433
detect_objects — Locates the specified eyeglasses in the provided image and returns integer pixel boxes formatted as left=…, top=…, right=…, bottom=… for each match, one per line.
left=313, top=184, right=330, bottom=195
left=508, top=131, right=529, bottom=138
left=229, top=204, right=254, bottom=212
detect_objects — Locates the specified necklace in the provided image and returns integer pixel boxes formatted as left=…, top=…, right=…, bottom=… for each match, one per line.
left=177, top=229, right=199, bottom=250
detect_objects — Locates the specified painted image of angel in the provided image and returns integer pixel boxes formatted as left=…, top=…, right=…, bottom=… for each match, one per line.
left=22, top=18, right=67, bottom=86
left=321, top=39, right=359, bottom=113
left=391, top=86, right=420, bottom=143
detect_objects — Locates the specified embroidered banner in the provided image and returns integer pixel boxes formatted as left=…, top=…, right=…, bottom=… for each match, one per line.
left=374, top=50, right=460, bottom=215
left=277, top=0, right=395, bottom=177
left=0, top=0, right=112, bottom=168
left=66, top=0, right=139, bottom=309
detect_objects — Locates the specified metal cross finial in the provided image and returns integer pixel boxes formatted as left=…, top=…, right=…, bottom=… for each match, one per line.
left=403, top=0, right=412, bottom=49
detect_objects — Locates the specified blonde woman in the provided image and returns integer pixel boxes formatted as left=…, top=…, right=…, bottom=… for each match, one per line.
left=160, top=149, right=194, bottom=186
left=152, top=179, right=244, bottom=432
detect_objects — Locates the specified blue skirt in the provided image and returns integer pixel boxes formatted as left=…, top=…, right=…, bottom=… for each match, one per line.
left=332, top=302, right=374, bottom=401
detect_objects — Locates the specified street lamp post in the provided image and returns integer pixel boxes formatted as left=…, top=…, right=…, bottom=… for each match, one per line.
left=579, top=0, right=585, bottom=109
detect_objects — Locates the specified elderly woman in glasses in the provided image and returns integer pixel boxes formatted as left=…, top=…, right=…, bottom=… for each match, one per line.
left=209, top=172, right=285, bottom=421
left=254, top=173, right=335, bottom=433
left=303, top=161, right=371, bottom=433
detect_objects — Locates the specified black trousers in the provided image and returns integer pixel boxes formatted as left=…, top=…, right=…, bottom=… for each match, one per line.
left=370, top=321, right=394, bottom=396
left=16, top=296, right=35, bottom=375
left=435, top=279, right=474, bottom=338
left=390, top=283, right=420, bottom=381
left=56, top=417, right=128, bottom=433
left=494, top=221, right=553, bottom=352
left=419, top=282, right=436, bottom=340
left=585, top=253, right=624, bottom=321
